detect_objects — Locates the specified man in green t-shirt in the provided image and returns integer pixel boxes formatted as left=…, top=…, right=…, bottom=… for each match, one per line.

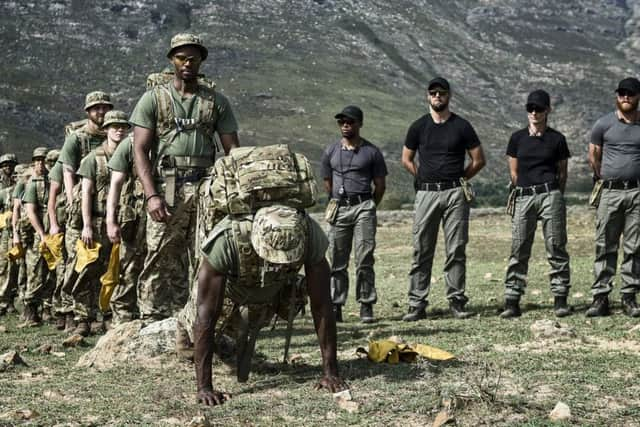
left=130, top=33, right=239, bottom=321
left=105, top=136, right=145, bottom=325
left=0, top=153, right=17, bottom=190
left=0, top=159, right=20, bottom=316
left=194, top=205, right=347, bottom=406
left=69, top=110, right=129, bottom=336
left=22, top=147, right=54, bottom=327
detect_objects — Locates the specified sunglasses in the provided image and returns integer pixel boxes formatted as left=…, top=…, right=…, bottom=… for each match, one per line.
left=617, top=89, right=638, bottom=98
left=173, top=54, right=202, bottom=65
left=337, top=119, right=355, bottom=126
left=526, top=105, right=547, bottom=113
left=428, top=90, right=449, bottom=97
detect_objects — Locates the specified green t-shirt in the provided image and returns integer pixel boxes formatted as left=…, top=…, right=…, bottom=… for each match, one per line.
left=129, top=84, right=238, bottom=159
left=12, top=181, right=26, bottom=200
left=58, top=126, right=105, bottom=170
left=48, top=162, right=63, bottom=184
left=22, top=176, right=49, bottom=208
left=202, top=215, right=328, bottom=276
left=107, top=137, right=134, bottom=175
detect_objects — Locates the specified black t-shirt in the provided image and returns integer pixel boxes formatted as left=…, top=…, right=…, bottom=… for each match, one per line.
left=404, top=113, right=481, bottom=183
left=506, top=127, right=571, bottom=187
left=320, top=138, right=388, bottom=198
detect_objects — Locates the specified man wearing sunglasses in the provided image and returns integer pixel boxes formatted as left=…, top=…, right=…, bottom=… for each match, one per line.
left=401, top=77, right=485, bottom=321
left=130, top=33, right=239, bottom=321
left=587, top=77, right=640, bottom=317
left=320, top=106, right=387, bottom=323
left=500, top=90, right=571, bottom=318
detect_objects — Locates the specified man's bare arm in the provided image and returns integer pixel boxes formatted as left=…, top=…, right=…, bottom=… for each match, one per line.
left=47, top=181, right=63, bottom=235
left=507, top=156, right=518, bottom=186
left=305, top=257, right=347, bottom=392
left=218, top=132, right=239, bottom=156
left=133, top=126, right=170, bottom=222
left=194, top=259, right=229, bottom=406
left=464, top=146, right=486, bottom=180
left=80, top=177, right=95, bottom=247
left=105, top=171, right=127, bottom=244
left=557, top=159, right=568, bottom=193
left=12, top=198, right=21, bottom=245
left=588, top=143, right=602, bottom=178
left=401, top=147, right=417, bottom=176
left=372, top=176, right=386, bottom=205
left=25, top=203, right=45, bottom=241
left=62, top=167, right=76, bottom=206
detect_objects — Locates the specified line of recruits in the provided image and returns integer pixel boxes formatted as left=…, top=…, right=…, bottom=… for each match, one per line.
left=0, top=34, right=639, bottom=340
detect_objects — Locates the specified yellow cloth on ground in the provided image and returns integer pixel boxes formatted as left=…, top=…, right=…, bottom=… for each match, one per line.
left=99, top=243, right=120, bottom=312
left=360, top=340, right=455, bottom=364
left=7, top=243, right=25, bottom=261
left=74, top=239, right=101, bottom=273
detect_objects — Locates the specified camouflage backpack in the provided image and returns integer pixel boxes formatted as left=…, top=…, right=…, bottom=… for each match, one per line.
left=67, top=145, right=110, bottom=229
left=64, top=119, right=105, bottom=158
left=209, top=144, right=317, bottom=217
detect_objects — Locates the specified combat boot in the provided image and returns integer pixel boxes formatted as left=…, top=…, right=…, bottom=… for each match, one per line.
left=402, top=303, right=427, bottom=322
left=360, top=304, right=375, bottom=323
left=499, top=298, right=521, bottom=318
left=449, top=299, right=473, bottom=319
left=19, top=303, right=42, bottom=327
left=333, top=305, right=343, bottom=323
left=553, top=295, right=572, bottom=317
left=63, top=313, right=76, bottom=333
left=72, top=320, right=90, bottom=337
left=621, top=293, right=640, bottom=318
left=175, top=322, right=194, bottom=361
left=585, top=294, right=610, bottom=317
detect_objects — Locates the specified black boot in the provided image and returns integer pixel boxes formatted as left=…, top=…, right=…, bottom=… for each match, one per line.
left=360, top=304, right=375, bottom=323
left=621, top=294, right=640, bottom=318
left=402, top=303, right=427, bottom=322
left=585, top=294, right=610, bottom=317
left=499, top=298, right=521, bottom=318
left=554, top=295, right=572, bottom=318
left=449, top=299, right=473, bottom=319
left=333, top=305, right=343, bottom=323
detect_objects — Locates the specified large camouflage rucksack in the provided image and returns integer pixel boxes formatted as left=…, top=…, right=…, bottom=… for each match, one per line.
left=209, top=144, right=317, bottom=216
left=64, top=119, right=106, bottom=159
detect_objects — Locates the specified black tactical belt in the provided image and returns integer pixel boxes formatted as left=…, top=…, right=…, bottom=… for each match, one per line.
left=603, top=179, right=640, bottom=190
left=338, top=193, right=373, bottom=206
left=516, top=181, right=559, bottom=196
left=420, top=180, right=461, bottom=191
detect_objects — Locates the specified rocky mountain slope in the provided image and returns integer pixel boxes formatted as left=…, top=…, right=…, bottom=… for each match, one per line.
left=2, top=0, right=639, bottom=203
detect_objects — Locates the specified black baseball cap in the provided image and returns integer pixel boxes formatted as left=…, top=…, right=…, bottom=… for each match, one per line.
left=335, top=105, right=363, bottom=123
left=616, top=77, right=640, bottom=95
left=428, top=77, right=450, bottom=91
left=526, top=89, right=551, bottom=110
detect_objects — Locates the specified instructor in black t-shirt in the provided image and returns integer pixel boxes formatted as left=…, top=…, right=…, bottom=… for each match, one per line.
left=499, top=89, right=572, bottom=319
left=401, top=77, right=485, bottom=321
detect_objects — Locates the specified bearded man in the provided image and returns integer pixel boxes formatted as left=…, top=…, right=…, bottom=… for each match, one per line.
left=587, top=77, right=640, bottom=317
left=400, top=77, right=485, bottom=321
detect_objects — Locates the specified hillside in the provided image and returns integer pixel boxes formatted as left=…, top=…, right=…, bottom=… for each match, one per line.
left=2, top=0, right=639, bottom=203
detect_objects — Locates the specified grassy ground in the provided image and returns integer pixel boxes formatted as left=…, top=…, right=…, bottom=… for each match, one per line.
left=2, top=206, right=640, bottom=426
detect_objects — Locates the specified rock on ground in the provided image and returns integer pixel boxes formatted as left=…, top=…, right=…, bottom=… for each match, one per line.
left=530, top=320, right=576, bottom=340
left=76, top=318, right=177, bottom=369
left=549, top=401, right=571, bottom=421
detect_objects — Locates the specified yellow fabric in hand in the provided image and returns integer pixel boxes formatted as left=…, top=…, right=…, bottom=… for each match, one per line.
left=0, top=211, right=11, bottom=229
left=74, top=240, right=101, bottom=273
left=7, top=243, right=25, bottom=261
left=38, top=241, right=57, bottom=271
left=45, top=233, right=64, bottom=260
left=99, top=243, right=120, bottom=312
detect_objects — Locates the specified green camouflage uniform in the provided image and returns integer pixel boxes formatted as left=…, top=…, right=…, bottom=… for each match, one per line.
left=22, top=173, right=55, bottom=310
left=129, top=80, right=238, bottom=320
left=106, top=137, right=145, bottom=323
left=0, top=185, right=17, bottom=312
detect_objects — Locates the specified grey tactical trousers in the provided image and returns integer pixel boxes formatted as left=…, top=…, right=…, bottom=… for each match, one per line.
left=408, top=188, right=469, bottom=308
left=504, top=190, right=570, bottom=299
left=592, top=187, right=640, bottom=296
left=328, top=199, right=377, bottom=306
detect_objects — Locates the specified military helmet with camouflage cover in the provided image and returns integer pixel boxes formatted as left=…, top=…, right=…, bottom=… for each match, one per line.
left=0, top=153, right=18, bottom=166
left=102, top=110, right=130, bottom=129
left=84, top=91, right=114, bottom=111
left=250, top=205, right=307, bottom=264
left=45, top=149, right=60, bottom=164
left=32, top=147, right=48, bottom=160
left=167, top=33, right=208, bottom=60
